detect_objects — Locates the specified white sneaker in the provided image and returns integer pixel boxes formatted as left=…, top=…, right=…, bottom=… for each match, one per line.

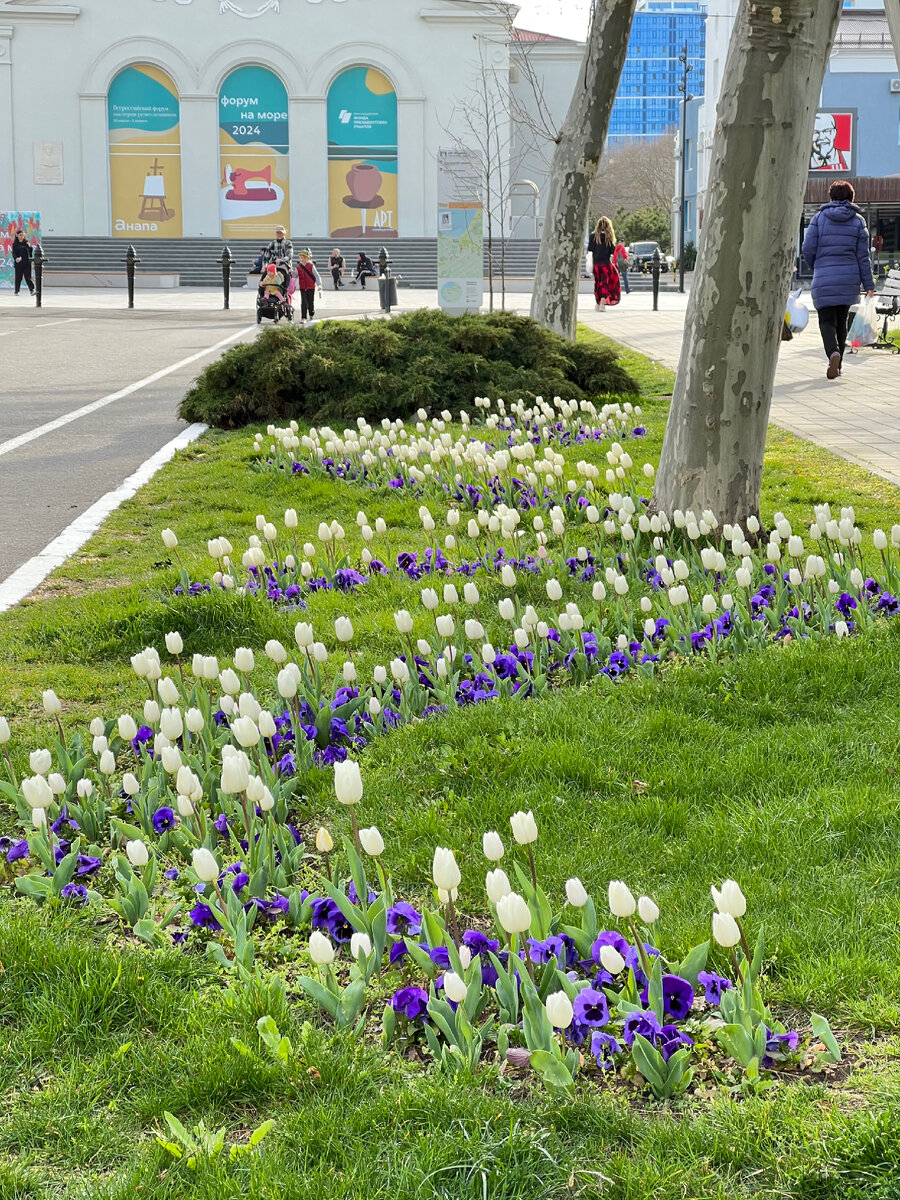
left=595, top=303, right=601, bottom=312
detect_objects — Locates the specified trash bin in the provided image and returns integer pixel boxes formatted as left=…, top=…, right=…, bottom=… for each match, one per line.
left=378, top=275, right=398, bottom=311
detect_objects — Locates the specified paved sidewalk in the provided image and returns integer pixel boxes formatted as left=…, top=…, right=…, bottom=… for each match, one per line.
left=578, top=291, right=900, bottom=488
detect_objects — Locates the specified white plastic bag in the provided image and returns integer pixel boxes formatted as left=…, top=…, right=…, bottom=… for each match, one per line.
left=784, top=288, right=809, bottom=333
left=848, top=295, right=878, bottom=348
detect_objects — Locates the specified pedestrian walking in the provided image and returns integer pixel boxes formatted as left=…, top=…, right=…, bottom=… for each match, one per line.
left=330, top=248, right=345, bottom=289
left=614, top=240, right=630, bottom=295
left=588, top=217, right=620, bottom=310
left=296, top=250, right=323, bottom=324
left=12, top=230, right=35, bottom=296
left=801, top=179, right=874, bottom=380
left=353, top=252, right=376, bottom=289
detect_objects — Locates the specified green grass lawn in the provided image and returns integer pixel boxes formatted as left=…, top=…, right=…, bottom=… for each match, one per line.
left=2, top=328, right=900, bottom=1198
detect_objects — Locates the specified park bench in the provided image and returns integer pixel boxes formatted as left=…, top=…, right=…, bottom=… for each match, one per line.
left=872, top=268, right=900, bottom=353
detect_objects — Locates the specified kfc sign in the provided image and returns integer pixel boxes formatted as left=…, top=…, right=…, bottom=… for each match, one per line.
left=809, top=110, right=856, bottom=174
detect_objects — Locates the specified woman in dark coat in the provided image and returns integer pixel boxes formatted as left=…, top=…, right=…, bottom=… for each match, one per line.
left=802, top=180, right=875, bottom=379
left=12, top=230, right=35, bottom=296
left=588, top=216, right=620, bottom=309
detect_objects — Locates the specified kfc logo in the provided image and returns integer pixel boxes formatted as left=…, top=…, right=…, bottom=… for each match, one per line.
left=810, top=111, right=855, bottom=173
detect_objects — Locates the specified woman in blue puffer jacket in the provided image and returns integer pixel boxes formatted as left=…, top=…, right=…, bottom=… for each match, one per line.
left=802, top=179, right=875, bottom=380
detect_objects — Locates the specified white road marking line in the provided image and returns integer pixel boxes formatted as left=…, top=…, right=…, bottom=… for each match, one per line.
left=0, top=423, right=208, bottom=612
left=0, top=317, right=87, bottom=335
left=0, top=325, right=253, bottom=459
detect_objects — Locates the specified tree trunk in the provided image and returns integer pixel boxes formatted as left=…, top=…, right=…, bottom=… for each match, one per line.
left=886, top=0, right=900, bottom=73
left=529, top=0, right=638, bottom=340
left=654, top=0, right=842, bottom=524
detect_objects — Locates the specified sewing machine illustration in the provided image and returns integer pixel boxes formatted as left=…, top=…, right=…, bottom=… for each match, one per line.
left=224, top=164, right=278, bottom=202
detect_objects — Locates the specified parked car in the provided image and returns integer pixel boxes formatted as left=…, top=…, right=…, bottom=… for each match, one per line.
left=627, top=242, right=675, bottom=273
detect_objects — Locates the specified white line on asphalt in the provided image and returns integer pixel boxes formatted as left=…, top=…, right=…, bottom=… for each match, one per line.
left=0, top=422, right=208, bottom=612
left=0, top=325, right=253, bottom=459
left=0, top=317, right=87, bottom=336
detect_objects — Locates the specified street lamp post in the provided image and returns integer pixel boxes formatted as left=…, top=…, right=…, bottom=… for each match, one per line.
left=677, top=41, right=694, bottom=296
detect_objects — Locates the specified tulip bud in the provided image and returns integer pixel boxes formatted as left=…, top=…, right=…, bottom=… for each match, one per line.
left=309, top=930, right=335, bottom=964
left=42, top=689, right=61, bottom=716
left=509, top=809, right=538, bottom=846
left=335, top=617, right=354, bottom=644
left=421, top=588, right=439, bottom=611
left=638, top=895, right=659, bottom=924
left=48, top=772, right=66, bottom=796
left=77, top=778, right=94, bottom=799
left=334, top=759, right=363, bottom=806
left=443, top=971, right=468, bottom=1004
left=712, top=911, right=741, bottom=948
left=0, top=716, right=9, bottom=745
left=599, top=944, right=625, bottom=975
left=565, top=877, right=588, bottom=908
left=496, top=891, right=531, bottom=934
left=21, top=774, right=54, bottom=809
left=350, top=932, right=373, bottom=960
left=394, top=610, right=414, bottom=634
left=29, top=748, right=52, bottom=776
left=711, top=879, right=747, bottom=918
left=192, top=847, right=219, bottom=882
left=161, top=528, right=178, bottom=549
left=359, top=825, right=384, bottom=856
left=433, top=846, right=461, bottom=892
left=220, top=753, right=250, bottom=794
left=127, top=839, right=150, bottom=867
left=231, top=716, right=259, bottom=749
left=316, top=827, right=334, bottom=854
left=99, top=749, right=116, bottom=775
left=608, top=880, right=636, bottom=918
left=545, top=990, right=574, bottom=1030
left=485, top=867, right=512, bottom=904
left=482, top=831, right=504, bottom=861
left=165, top=631, right=184, bottom=656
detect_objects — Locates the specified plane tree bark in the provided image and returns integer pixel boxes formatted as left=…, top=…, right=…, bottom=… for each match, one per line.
left=653, top=0, right=843, bottom=524
left=530, top=0, right=638, bottom=340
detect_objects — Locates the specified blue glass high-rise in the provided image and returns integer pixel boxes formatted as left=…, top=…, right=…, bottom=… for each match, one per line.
left=609, top=2, right=707, bottom=144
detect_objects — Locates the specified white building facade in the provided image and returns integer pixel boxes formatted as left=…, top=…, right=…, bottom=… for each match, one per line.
left=0, top=0, right=523, bottom=240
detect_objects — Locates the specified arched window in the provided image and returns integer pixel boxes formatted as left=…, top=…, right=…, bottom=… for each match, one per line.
left=219, top=66, right=290, bottom=238
left=327, top=67, right=398, bottom=239
left=108, top=65, right=183, bottom=238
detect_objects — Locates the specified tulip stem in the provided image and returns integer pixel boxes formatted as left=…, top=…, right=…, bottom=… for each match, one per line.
left=736, top=919, right=753, bottom=968
left=54, top=715, right=66, bottom=745
left=323, top=850, right=332, bottom=883
left=527, top=846, right=537, bottom=892
left=730, top=947, right=745, bottom=988
left=2, top=747, right=17, bottom=788
left=523, top=937, right=535, bottom=982
left=446, top=895, right=461, bottom=947
left=628, top=918, right=653, bottom=980
left=349, top=805, right=361, bottom=855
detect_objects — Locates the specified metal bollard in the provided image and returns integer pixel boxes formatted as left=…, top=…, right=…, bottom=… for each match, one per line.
left=220, top=245, right=233, bottom=310
left=124, top=244, right=141, bottom=309
left=651, top=249, right=661, bottom=312
left=33, top=243, right=45, bottom=309
left=378, top=244, right=396, bottom=314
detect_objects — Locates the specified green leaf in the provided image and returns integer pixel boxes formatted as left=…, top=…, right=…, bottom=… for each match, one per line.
left=716, top=1023, right=756, bottom=1069
left=296, top=974, right=340, bottom=1019
left=811, top=1013, right=842, bottom=1063
left=646, top=955, right=664, bottom=1023
left=163, top=1111, right=194, bottom=1152
left=630, top=1034, right=668, bottom=1096
left=529, top=1049, right=575, bottom=1093
left=336, top=979, right=367, bottom=1028
left=15, top=875, right=52, bottom=900
left=674, top=940, right=709, bottom=988
left=381, top=1002, right=397, bottom=1050
left=249, top=1120, right=275, bottom=1147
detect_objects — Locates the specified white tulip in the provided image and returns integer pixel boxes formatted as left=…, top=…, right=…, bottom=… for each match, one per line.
left=220, top=754, right=250, bottom=794
left=29, top=749, right=52, bottom=776
left=712, top=912, right=742, bottom=948
left=165, top=631, right=184, bottom=656
left=433, top=846, right=461, bottom=892
left=496, top=891, right=531, bottom=934
left=284, top=508, right=298, bottom=529
left=711, top=879, right=747, bottom=918
left=485, top=867, right=512, bottom=904
left=126, top=839, right=150, bottom=867
left=309, top=930, right=335, bottom=965
left=421, top=588, right=439, bottom=611
left=835, top=620, right=849, bottom=638
left=176, top=795, right=194, bottom=818
left=92, top=735, right=108, bottom=756
left=599, top=944, right=626, bottom=975
left=315, top=827, right=334, bottom=854
left=443, top=971, right=468, bottom=1004
left=498, top=598, right=515, bottom=621
left=295, top=622, right=315, bottom=649
left=481, top=643, right=496, bottom=666
left=390, top=658, right=409, bottom=684
left=42, top=689, right=61, bottom=716
left=565, top=878, right=588, bottom=908
left=0, top=716, right=9, bottom=745
left=117, top=714, right=138, bottom=741
left=436, top=614, right=455, bottom=638
left=21, top=774, right=54, bottom=809
left=545, top=990, right=574, bottom=1030
left=277, top=668, right=298, bottom=699
left=159, top=707, right=183, bottom=742
left=394, top=610, right=414, bottom=634
left=359, top=826, right=385, bottom=857
left=219, top=669, right=240, bottom=696
left=265, top=639, right=288, bottom=665
left=509, top=809, right=538, bottom=846
left=463, top=582, right=480, bottom=605
left=231, top=716, right=260, bottom=748
left=350, top=932, right=373, bottom=960
left=638, top=895, right=660, bottom=924
left=161, top=528, right=178, bottom=549
left=99, top=749, right=117, bottom=776
left=482, top=831, right=504, bottom=861
left=335, top=617, right=354, bottom=643
left=501, top=565, right=516, bottom=588
left=192, top=847, right=220, bottom=883
left=334, top=759, right=363, bottom=806
left=48, top=772, right=66, bottom=796
left=608, top=880, right=636, bottom=918
left=233, top=647, right=255, bottom=674
left=312, top=642, right=329, bottom=664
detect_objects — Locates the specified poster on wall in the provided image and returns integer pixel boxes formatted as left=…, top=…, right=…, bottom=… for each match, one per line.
left=436, top=151, right=483, bottom=315
left=219, top=66, right=290, bottom=239
left=0, top=212, right=41, bottom=290
left=809, top=110, right=856, bottom=174
left=327, top=67, right=398, bottom=239
left=108, top=65, right=183, bottom=238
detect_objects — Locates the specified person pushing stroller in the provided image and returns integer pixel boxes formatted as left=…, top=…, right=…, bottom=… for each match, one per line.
left=256, top=261, right=294, bottom=325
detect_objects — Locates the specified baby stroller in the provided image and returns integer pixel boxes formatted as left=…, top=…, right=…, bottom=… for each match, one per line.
left=256, top=261, right=295, bottom=325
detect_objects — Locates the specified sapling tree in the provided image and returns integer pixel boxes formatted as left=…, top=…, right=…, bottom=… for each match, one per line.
left=653, top=0, right=843, bottom=524
left=530, top=0, right=639, bottom=339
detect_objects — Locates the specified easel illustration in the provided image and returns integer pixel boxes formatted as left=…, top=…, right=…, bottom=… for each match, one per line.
left=139, top=159, right=174, bottom=222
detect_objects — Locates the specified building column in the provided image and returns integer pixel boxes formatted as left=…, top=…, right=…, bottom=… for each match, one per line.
left=398, top=97, right=425, bottom=237
left=79, top=94, right=110, bottom=236
left=289, top=98, right=327, bottom=239
left=179, top=96, right=220, bottom=237
left=887, top=0, right=900, bottom=75
left=0, top=27, right=15, bottom=205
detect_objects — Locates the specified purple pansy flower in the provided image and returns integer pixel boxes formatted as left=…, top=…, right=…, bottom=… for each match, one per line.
left=391, top=986, right=429, bottom=1021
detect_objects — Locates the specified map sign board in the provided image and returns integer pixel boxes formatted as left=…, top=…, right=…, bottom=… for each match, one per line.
left=437, top=150, right=483, bottom=315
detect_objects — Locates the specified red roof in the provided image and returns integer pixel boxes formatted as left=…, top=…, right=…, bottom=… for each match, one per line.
left=512, top=27, right=575, bottom=43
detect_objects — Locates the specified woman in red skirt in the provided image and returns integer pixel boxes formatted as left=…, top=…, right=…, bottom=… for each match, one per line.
left=588, top=216, right=621, bottom=309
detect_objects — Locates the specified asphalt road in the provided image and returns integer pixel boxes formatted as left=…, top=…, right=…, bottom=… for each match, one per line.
left=0, top=308, right=257, bottom=594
